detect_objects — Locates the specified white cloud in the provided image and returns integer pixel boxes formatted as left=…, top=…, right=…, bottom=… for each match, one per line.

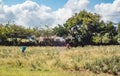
left=0, top=0, right=52, bottom=27
left=0, top=0, right=89, bottom=27
left=52, top=0, right=89, bottom=27
left=95, top=0, right=120, bottom=23
left=65, top=0, right=89, bottom=12
left=0, top=0, right=6, bottom=22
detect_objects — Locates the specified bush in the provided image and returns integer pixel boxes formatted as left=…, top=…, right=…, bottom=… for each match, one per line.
left=117, top=38, right=120, bottom=44
left=84, top=56, right=120, bottom=75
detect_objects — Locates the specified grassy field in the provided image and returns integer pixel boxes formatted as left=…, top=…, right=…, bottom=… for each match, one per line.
left=0, top=46, right=120, bottom=76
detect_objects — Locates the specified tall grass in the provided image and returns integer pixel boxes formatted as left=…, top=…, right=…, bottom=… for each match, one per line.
left=0, top=45, right=119, bottom=76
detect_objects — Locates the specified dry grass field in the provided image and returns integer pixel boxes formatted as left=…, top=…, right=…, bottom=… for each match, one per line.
left=0, top=45, right=119, bottom=76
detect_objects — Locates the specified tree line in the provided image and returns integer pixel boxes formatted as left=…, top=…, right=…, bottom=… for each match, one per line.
left=0, top=10, right=120, bottom=46
left=0, top=24, right=53, bottom=46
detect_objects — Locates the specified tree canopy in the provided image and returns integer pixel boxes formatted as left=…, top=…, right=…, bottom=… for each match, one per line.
left=54, top=10, right=119, bottom=46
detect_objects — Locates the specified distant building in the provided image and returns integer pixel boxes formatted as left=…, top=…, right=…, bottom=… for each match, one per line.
left=38, top=36, right=66, bottom=46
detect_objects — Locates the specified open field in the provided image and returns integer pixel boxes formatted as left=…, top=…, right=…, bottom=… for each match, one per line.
left=0, top=46, right=120, bottom=76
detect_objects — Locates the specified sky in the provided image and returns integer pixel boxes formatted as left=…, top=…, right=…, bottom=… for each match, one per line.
left=2, top=0, right=68, bottom=10
left=0, top=0, right=120, bottom=28
left=2, top=0, right=114, bottom=10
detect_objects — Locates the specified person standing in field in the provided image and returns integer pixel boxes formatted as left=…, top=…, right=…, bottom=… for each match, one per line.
left=66, top=43, right=70, bottom=49
left=21, top=46, right=27, bottom=53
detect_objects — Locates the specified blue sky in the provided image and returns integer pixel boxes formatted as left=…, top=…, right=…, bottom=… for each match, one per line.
left=3, top=0, right=114, bottom=10
left=0, top=0, right=119, bottom=27
left=89, top=0, right=114, bottom=10
left=3, top=0, right=68, bottom=10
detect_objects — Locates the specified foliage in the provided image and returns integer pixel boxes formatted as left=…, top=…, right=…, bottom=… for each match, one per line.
left=118, top=22, right=120, bottom=33
left=53, top=24, right=68, bottom=38
left=60, top=10, right=119, bottom=45
left=64, top=10, right=101, bottom=45
left=92, top=33, right=102, bottom=44
left=85, top=56, right=120, bottom=75
left=0, top=24, right=42, bottom=45
left=117, top=23, right=120, bottom=43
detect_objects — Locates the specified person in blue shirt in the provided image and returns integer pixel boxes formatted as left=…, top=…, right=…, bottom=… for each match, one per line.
left=21, top=46, right=27, bottom=53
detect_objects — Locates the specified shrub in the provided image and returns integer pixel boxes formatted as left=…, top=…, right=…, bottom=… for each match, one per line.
left=84, top=56, right=120, bottom=75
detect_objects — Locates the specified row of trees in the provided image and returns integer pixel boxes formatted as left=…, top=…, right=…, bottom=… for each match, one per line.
left=0, top=24, right=53, bottom=45
left=53, top=10, right=120, bottom=46
left=0, top=10, right=120, bottom=46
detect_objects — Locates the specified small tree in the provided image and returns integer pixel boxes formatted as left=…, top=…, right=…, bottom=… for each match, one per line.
left=117, top=22, right=120, bottom=43
left=53, top=24, right=68, bottom=38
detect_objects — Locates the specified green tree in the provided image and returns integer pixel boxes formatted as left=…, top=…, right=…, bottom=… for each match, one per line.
left=0, top=26, right=8, bottom=42
left=117, top=22, right=120, bottom=43
left=118, top=22, right=120, bottom=33
left=64, top=10, right=101, bottom=45
left=53, top=24, right=68, bottom=38
left=105, top=22, right=117, bottom=44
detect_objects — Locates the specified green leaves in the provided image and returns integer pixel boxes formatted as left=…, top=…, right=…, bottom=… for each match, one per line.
left=0, top=24, right=36, bottom=45
left=64, top=10, right=101, bottom=45
left=62, top=10, right=119, bottom=45
left=53, top=24, right=68, bottom=38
